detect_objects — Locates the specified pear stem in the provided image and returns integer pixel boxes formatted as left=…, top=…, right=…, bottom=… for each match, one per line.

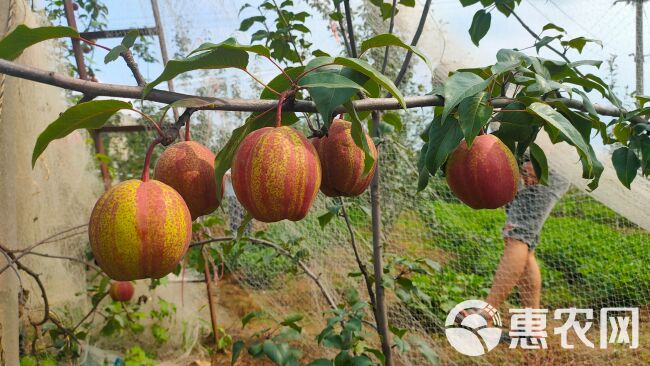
left=141, top=137, right=162, bottom=182
left=185, top=117, right=191, bottom=141
left=276, top=91, right=287, bottom=128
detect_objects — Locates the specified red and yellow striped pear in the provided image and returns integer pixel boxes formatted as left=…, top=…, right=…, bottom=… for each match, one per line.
left=445, top=134, right=519, bottom=209
left=311, top=119, right=378, bottom=197
left=109, top=281, right=135, bottom=302
left=89, top=179, right=192, bottom=280
left=231, top=126, right=321, bottom=222
left=154, top=141, right=223, bottom=220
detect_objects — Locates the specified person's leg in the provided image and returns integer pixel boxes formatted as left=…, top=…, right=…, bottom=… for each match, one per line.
left=517, top=252, right=542, bottom=308
left=485, top=237, right=530, bottom=308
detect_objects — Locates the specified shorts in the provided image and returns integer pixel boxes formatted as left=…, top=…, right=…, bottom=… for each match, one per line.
left=503, top=168, right=570, bottom=251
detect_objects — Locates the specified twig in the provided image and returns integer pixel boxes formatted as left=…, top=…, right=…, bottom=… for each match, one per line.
left=72, top=292, right=109, bottom=332
left=0, top=225, right=87, bottom=275
left=334, top=1, right=352, bottom=56
left=120, top=49, right=146, bottom=87
left=271, top=0, right=305, bottom=66
left=505, top=5, right=584, bottom=77
left=369, top=110, right=393, bottom=366
left=202, top=246, right=220, bottom=348
left=342, top=0, right=358, bottom=58
left=190, top=236, right=338, bottom=310
left=26, top=252, right=102, bottom=272
left=393, top=0, right=432, bottom=89
left=380, top=0, right=398, bottom=74
left=340, top=202, right=376, bottom=314
left=0, top=243, right=50, bottom=326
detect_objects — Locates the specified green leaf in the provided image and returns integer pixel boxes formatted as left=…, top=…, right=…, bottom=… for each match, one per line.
left=528, top=103, right=591, bottom=159
left=635, top=95, right=650, bottom=108
left=302, top=66, right=368, bottom=127
left=236, top=213, right=253, bottom=241
left=382, top=112, right=402, bottom=132
left=528, top=102, right=601, bottom=183
left=572, top=88, right=597, bottom=116
left=458, top=91, right=492, bottom=146
left=241, top=310, right=262, bottom=328
left=535, top=35, right=560, bottom=52
left=412, top=337, right=440, bottom=365
left=561, top=37, right=602, bottom=53
left=612, top=147, right=640, bottom=189
left=542, top=22, right=566, bottom=33
left=185, top=37, right=271, bottom=57
left=306, top=360, right=333, bottom=366
left=344, top=102, right=376, bottom=175
left=32, top=100, right=132, bottom=168
left=332, top=57, right=406, bottom=109
left=281, top=313, right=304, bottom=325
left=529, top=142, right=549, bottom=185
left=468, top=9, right=491, bottom=46
left=359, top=33, right=432, bottom=70
left=417, top=143, right=430, bottom=191
left=262, top=340, right=284, bottom=365
left=240, top=15, right=266, bottom=31
left=121, top=29, right=139, bottom=48
left=442, top=72, right=490, bottom=123
left=104, top=44, right=127, bottom=64
left=350, top=356, right=374, bottom=366
left=144, top=48, right=249, bottom=96
left=318, top=211, right=337, bottom=229
left=425, top=115, right=464, bottom=176
left=298, top=71, right=368, bottom=92
left=158, top=97, right=218, bottom=123
left=0, top=25, right=79, bottom=60
left=613, top=123, right=631, bottom=145
left=459, top=0, right=480, bottom=6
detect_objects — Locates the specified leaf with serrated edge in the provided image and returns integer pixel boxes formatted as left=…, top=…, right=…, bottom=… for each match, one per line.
left=360, top=33, right=432, bottom=70
left=612, top=146, right=640, bottom=189
left=32, top=100, right=132, bottom=167
left=344, top=101, right=375, bottom=175
left=458, top=91, right=492, bottom=146
left=144, top=48, right=249, bottom=96
left=0, top=25, right=79, bottom=60
left=442, top=72, right=491, bottom=123
left=332, top=57, right=406, bottom=109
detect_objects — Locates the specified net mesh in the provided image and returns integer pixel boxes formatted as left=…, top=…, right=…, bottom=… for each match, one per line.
left=199, top=123, right=650, bottom=365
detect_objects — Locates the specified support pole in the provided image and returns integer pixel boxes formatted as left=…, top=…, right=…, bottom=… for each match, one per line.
left=150, top=0, right=179, bottom=121
left=63, top=0, right=112, bottom=190
left=635, top=0, right=645, bottom=97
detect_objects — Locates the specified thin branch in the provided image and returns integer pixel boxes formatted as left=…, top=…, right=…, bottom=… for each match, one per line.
left=241, top=68, right=281, bottom=95
left=0, top=243, right=49, bottom=326
left=334, top=1, right=352, bottom=57
left=506, top=5, right=577, bottom=69
left=342, top=0, right=358, bottom=58
left=381, top=0, right=398, bottom=74
left=393, top=0, right=432, bottom=88
left=189, top=236, right=338, bottom=310
left=0, top=226, right=87, bottom=275
left=270, top=0, right=305, bottom=66
left=0, top=59, right=643, bottom=122
left=120, top=49, right=146, bottom=87
left=72, top=292, right=109, bottom=332
left=340, top=202, right=376, bottom=313
left=26, top=252, right=101, bottom=272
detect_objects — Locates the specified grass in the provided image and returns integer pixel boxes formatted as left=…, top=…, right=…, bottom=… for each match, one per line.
left=399, top=183, right=650, bottom=318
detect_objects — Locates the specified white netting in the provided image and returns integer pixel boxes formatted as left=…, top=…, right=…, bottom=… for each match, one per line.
left=190, top=122, right=648, bottom=365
